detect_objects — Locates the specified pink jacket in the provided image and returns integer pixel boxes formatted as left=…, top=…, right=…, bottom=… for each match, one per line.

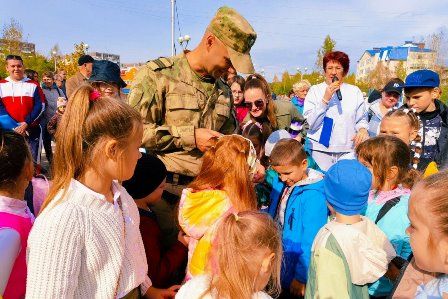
left=0, top=211, right=33, bottom=298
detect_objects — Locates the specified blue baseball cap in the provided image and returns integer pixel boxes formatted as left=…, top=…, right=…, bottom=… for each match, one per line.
left=324, top=159, right=372, bottom=216
left=404, top=70, right=440, bottom=88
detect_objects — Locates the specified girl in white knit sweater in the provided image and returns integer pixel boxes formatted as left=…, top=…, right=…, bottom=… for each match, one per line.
left=26, top=86, right=178, bottom=298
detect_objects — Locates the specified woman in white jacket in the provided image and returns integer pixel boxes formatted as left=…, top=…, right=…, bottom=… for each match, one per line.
left=303, top=51, right=368, bottom=171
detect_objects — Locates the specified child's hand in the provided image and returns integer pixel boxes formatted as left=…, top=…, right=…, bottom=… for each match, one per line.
left=145, top=285, right=180, bottom=299
left=177, top=231, right=190, bottom=247
left=290, top=279, right=306, bottom=297
left=352, top=128, right=369, bottom=148
left=252, top=161, right=265, bottom=183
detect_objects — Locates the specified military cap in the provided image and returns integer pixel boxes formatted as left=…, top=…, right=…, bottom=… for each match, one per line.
left=208, top=6, right=257, bottom=74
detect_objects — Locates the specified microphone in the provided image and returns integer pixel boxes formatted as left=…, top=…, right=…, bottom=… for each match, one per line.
left=332, top=76, right=342, bottom=101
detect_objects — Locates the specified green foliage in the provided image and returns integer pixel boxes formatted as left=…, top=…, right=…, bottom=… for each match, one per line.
left=55, top=42, right=88, bottom=77
left=23, top=54, right=54, bottom=75
left=395, top=61, right=407, bottom=80
left=441, top=85, right=448, bottom=104
left=270, top=71, right=372, bottom=95
left=270, top=71, right=324, bottom=95
left=315, top=35, right=336, bottom=70
left=0, top=18, right=87, bottom=80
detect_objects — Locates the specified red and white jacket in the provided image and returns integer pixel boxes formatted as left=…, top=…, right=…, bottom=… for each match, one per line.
left=0, top=76, right=45, bottom=127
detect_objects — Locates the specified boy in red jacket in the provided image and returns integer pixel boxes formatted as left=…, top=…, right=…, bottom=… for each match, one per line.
left=0, top=55, right=45, bottom=164
left=123, top=152, right=188, bottom=288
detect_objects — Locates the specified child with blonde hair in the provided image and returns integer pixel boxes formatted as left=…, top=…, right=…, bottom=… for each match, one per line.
left=176, top=211, right=282, bottom=299
left=26, top=85, right=177, bottom=298
left=0, top=129, right=34, bottom=299
left=178, top=135, right=258, bottom=279
left=357, top=135, right=419, bottom=297
left=379, top=108, right=422, bottom=169
left=404, top=171, right=448, bottom=297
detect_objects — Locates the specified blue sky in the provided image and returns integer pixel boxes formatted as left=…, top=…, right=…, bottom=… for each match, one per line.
left=1, top=0, right=447, bottom=80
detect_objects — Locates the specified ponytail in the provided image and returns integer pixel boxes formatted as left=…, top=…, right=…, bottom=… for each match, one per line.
left=401, top=168, right=421, bottom=189
left=41, top=84, right=142, bottom=211
left=205, top=211, right=282, bottom=299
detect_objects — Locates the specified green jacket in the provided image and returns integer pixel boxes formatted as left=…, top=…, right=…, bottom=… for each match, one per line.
left=128, top=54, right=236, bottom=176
left=305, top=234, right=369, bottom=299
left=305, top=218, right=395, bottom=299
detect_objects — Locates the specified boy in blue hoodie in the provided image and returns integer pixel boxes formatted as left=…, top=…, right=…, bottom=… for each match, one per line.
left=268, top=139, right=328, bottom=298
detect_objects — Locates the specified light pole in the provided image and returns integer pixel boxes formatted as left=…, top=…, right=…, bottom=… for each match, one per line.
left=178, top=35, right=191, bottom=50
left=52, top=50, right=57, bottom=71
left=171, top=0, right=175, bottom=56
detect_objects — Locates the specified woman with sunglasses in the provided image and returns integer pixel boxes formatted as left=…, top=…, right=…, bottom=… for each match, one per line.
left=303, top=51, right=369, bottom=171
left=242, top=73, right=307, bottom=142
left=88, top=60, right=127, bottom=100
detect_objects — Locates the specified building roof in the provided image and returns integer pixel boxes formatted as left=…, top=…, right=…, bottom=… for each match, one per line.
left=361, top=41, right=433, bottom=62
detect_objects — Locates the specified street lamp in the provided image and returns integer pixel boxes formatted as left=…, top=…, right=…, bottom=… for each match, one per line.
left=52, top=50, right=57, bottom=71
left=178, top=35, right=191, bottom=50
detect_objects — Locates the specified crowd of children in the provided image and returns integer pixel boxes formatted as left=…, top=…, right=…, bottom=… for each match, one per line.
left=1, top=67, right=448, bottom=299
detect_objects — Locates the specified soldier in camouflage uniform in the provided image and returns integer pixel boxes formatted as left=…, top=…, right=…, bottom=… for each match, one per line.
left=128, top=6, right=257, bottom=247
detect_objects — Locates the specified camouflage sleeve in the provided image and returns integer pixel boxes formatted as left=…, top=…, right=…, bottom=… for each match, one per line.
left=128, top=67, right=196, bottom=152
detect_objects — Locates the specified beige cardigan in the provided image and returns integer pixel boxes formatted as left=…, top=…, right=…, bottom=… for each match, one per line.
left=26, top=180, right=151, bottom=298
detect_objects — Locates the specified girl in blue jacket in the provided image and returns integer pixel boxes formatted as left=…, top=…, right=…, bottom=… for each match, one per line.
left=268, top=139, right=328, bottom=297
left=357, top=135, right=419, bottom=297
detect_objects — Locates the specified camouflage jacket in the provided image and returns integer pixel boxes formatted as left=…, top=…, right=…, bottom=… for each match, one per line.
left=128, top=53, right=236, bottom=176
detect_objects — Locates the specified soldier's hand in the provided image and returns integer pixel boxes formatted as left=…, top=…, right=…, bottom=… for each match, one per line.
left=195, top=128, right=223, bottom=152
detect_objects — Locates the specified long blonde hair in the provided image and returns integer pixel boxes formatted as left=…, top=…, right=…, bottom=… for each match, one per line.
left=188, top=135, right=257, bottom=211
left=204, top=211, right=282, bottom=299
left=41, top=84, right=142, bottom=211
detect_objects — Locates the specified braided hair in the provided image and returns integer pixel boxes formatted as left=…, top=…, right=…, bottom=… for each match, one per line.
left=383, top=107, right=422, bottom=169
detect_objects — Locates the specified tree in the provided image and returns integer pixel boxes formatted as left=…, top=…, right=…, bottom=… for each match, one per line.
left=22, top=54, right=54, bottom=76
left=315, top=35, right=336, bottom=70
left=1, top=18, right=23, bottom=55
left=366, top=62, right=393, bottom=90
left=426, top=28, right=447, bottom=69
left=395, top=61, right=407, bottom=80
left=57, top=42, right=88, bottom=77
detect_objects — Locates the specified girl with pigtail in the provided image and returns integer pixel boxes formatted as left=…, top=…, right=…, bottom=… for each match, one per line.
left=379, top=108, right=424, bottom=172
left=177, top=211, right=283, bottom=299
left=26, top=85, right=178, bottom=298
left=357, top=135, right=420, bottom=297
left=178, top=135, right=259, bottom=280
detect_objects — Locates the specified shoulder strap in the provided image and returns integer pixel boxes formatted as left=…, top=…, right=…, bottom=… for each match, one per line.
left=146, top=57, right=173, bottom=71
left=375, top=196, right=401, bottom=224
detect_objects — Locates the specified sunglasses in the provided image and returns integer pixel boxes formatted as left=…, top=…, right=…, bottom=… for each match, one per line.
left=244, top=99, right=265, bottom=109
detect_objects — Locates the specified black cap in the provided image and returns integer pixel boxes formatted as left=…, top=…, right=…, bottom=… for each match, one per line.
left=78, top=55, right=94, bottom=66
left=383, top=78, right=404, bottom=95
left=122, top=153, right=167, bottom=200
left=88, top=60, right=127, bottom=88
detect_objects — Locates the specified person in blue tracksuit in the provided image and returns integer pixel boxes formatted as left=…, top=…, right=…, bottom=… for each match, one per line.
left=268, top=139, right=328, bottom=298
